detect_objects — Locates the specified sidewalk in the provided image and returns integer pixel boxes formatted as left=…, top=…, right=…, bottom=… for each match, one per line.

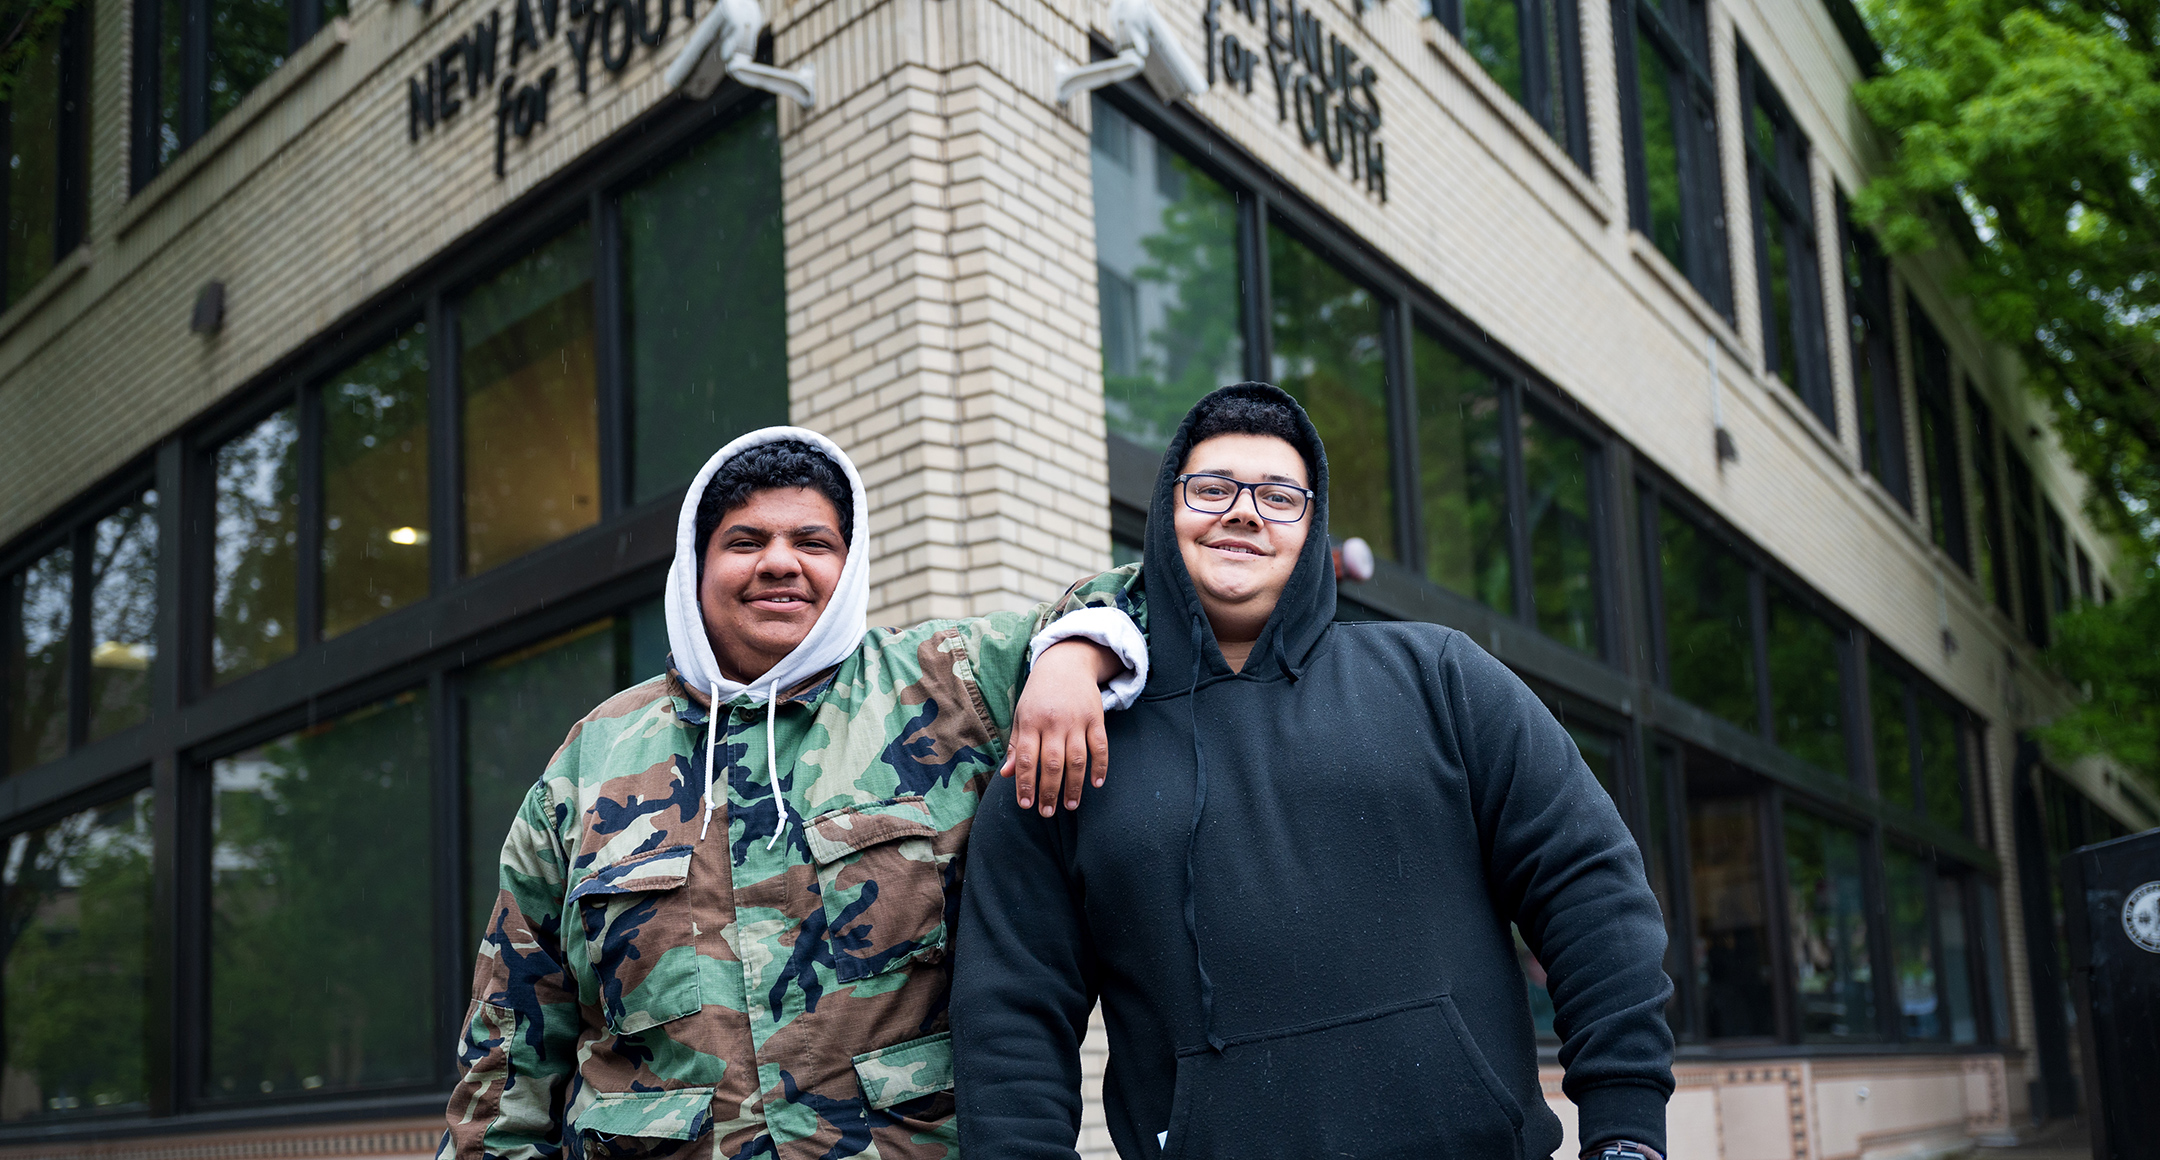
left=1975, top=1118, right=2093, bottom=1160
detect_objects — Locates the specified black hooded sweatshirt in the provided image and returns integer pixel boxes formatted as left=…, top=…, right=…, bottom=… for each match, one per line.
left=951, top=384, right=1673, bottom=1160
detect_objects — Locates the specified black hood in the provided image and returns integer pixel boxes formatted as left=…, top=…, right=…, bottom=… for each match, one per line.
left=1141, top=382, right=1336, bottom=696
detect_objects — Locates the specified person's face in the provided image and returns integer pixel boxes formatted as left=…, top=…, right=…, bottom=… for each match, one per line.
left=1173, top=433, right=1312, bottom=636
left=699, top=487, right=848, bottom=684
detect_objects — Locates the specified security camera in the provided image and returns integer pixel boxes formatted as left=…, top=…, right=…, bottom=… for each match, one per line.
left=665, top=0, right=816, bottom=108
left=1055, top=0, right=1208, bottom=106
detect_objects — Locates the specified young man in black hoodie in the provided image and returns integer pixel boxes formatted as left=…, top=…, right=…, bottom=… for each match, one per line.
left=952, top=384, right=1674, bottom=1160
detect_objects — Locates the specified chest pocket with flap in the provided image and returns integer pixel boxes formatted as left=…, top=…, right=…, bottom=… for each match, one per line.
left=806, top=797, right=949, bottom=983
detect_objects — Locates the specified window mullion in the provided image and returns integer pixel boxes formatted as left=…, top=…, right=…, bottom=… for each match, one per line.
left=429, top=668, right=463, bottom=1085
left=1385, top=300, right=1421, bottom=569
left=1748, top=566, right=1771, bottom=739
left=429, top=295, right=461, bottom=591
left=181, top=0, right=211, bottom=147
left=295, top=384, right=324, bottom=650
left=1243, top=195, right=1273, bottom=382
left=1502, top=380, right=1534, bottom=623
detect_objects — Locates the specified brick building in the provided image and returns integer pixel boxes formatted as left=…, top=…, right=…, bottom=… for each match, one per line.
left=0, top=0, right=2154, bottom=1154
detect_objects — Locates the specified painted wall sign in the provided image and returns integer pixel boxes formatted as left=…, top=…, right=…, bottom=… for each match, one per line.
left=407, top=0, right=700, bottom=176
left=1203, top=0, right=1386, bottom=201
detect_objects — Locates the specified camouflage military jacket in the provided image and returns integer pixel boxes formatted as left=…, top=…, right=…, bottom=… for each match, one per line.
left=440, top=570, right=1142, bottom=1160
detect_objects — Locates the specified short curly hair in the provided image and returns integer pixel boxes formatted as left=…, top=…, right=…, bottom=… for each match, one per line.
left=693, top=441, right=853, bottom=569
left=1183, top=389, right=1317, bottom=480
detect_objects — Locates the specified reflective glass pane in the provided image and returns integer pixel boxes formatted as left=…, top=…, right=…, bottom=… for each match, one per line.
left=1870, top=657, right=1912, bottom=810
left=213, top=407, right=300, bottom=682
left=1567, top=725, right=1617, bottom=797
left=88, top=495, right=158, bottom=741
left=208, top=692, right=433, bottom=1098
left=1093, top=98, right=1244, bottom=451
left=1786, top=809, right=1877, bottom=1040
left=1462, top=0, right=1525, bottom=103
left=1523, top=406, right=1599, bottom=653
left=156, top=0, right=182, bottom=166
left=1937, top=873, right=1978, bottom=1044
left=1884, top=845, right=1940, bottom=1040
left=1975, top=879, right=2011, bottom=1042
left=626, top=595, right=669, bottom=682
left=1658, top=506, right=1755, bottom=731
left=1412, top=327, right=1508, bottom=610
left=1759, top=196, right=1796, bottom=387
left=1765, top=584, right=1846, bottom=777
left=322, top=325, right=430, bottom=638
left=1268, top=226, right=1392, bottom=559
left=463, top=621, right=618, bottom=947
left=4, top=33, right=61, bottom=304
left=1633, top=39, right=1685, bottom=269
left=461, top=225, right=599, bottom=574
left=1687, top=769, right=1774, bottom=1037
left=1916, top=696, right=1963, bottom=832
left=206, top=0, right=286, bottom=129
left=0, top=790, right=153, bottom=1119
left=6, top=546, right=70, bottom=771
left=624, top=107, right=788, bottom=503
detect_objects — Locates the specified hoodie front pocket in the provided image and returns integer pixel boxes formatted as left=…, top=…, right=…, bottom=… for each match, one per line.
left=1161, top=995, right=1524, bottom=1160
left=806, top=798, right=947, bottom=983
left=570, top=845, right=703, bottom=1035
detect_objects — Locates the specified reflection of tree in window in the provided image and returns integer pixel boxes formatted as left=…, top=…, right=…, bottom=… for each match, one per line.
left=1633, top=40, right=1685, bottom=269
left=1934, top=874, right=1979, bottom=1043
left=1870, top=654, right=1912, bottom=810
left=1915, top=695, right=1963, bottom=832
left=1759, top=196, right=1796, bottom=386
left=461, top=226, right=600, bottom=575
left=461, top=621, right=619, bottom=948
left=1685, top=768, right=1774, bottom=1038
left=7, top=547, right=72, bottom=771
left=1463, top=0, right=1525, bottom=103
left=5, top=31, right=62, bottom=304
left=214, top=408, right=300, bottom=682
left=1412, top=329, right=1509, bottom=610
left=322, top=326, right=430, bottom=639
left=623, top=105, right=788, bottom=503
left=0, top=791, right=154, bottom=1119
left=1268, top=227, right=1393, bottom=559
left=208, top=692, right=432, bottom=1099
left=1883, top=846, right=1940, bottom=1040
left=1765, top=584, right=1846, bottom=778
left=1091, top=99, right=1244, bottom=451
left=89, top=495, right=159, bottom=741
left=1657, top=505, right=1754, bottom=731
left=1522, top=407, right=1599, bottom=653
left=207, top=0, right=288, bottom=127
left=1785, top=809, right=1877, bottom=1040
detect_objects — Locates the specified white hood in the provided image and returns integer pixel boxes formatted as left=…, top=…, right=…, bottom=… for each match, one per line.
left=663, top=426, right=871, bottom=706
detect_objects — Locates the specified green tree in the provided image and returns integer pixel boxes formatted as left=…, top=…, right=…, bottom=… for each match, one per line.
left=0, top=0, right=75, bottom=103
left=1852, top=0, right=2160, bottom=800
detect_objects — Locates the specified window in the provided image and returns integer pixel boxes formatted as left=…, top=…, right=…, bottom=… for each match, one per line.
left=2004, top=447, right=2047, bottom=646
left=1764, top=583, right=1846, bottom=778
left=1269, top=224, right=1396, bottom=561
left=1686, top=759, right=1775, bottom=1038
left=5, top=488, right=159, bottom=773
left=1424, top=0, right=1589, bottom=167
left=1, top=789, right=154, bottom=1119
left=621, top=109, right=788, bottom=502
left=212, top=407, right=300, bottom=683
left=132, top=0, right=345, bottom=188
left=321, top=325, right=431, bottom=639
left=1967, top=389, right=2009, bottom=613
left=1412, top=327, right=1510, bottom=611
left=3, top=7, right=88, bottom=309
left=1841, top=204, right=1908, bottom=507
left=1883, top=844, right=1937, bottom=1040
left=1740, top=52, right=1830, bottom=428
left=1910, top=306, right=1968, bottom=569
left=1619, top=0, right=1729, bottom=312
left=1785, top=807, right=1877, bottom=1040
left=2042, top=502, right=2072, bottom=625
left=1868, top=647, right=1967, bottom=834
left=1092, top=98, right=1246, bottom=452
left=1521, top=405, right=1600, bottom=652
left=1655, top=503, right=1755, bottom=732
left=208, top=690, right=433, bottom=1100
left=2074, top=546, right=2092, bottom=603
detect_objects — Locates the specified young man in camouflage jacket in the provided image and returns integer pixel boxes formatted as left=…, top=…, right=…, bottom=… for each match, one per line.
left=439, top=428, right=1145, bottom=1160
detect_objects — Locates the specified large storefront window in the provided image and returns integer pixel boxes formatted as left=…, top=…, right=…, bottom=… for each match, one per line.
left=5, top=547, right=71, bottom=771
left=208, top=691, right=433, bottom=1100
left=1413, top=329, right=1510, bottom=611
left=1786, top=808, right=1877, bottom=1041
left=213, top=407, right=301, bottom=683
left=1655, top=504, right=1755, bottom=732
left=1, top=789, right=154, bottom=1119
left=1687, top=762, right=1775, bottom=1039
left=1091, top=99, right=1245, bottom=451
left=321, top=325, right=431, bottom=638
left=1765, top=584, right=1846, bottom=778
left=1521, top=406, right=1599, bottom=652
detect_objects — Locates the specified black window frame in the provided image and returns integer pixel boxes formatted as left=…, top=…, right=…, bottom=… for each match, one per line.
left=1967, top=387, right=2012, bottom=616
left=1839, top=196, right=1909, bottom=509
left=1908, top=302, right=1970, bottom=571
left=0, top=2, right=91, bottom=308
left=1424, top=0, right=1591, bottom=171
left=1614, top=0, right=1731, bottom=316
left=1738, top=48, right=1832, bottom=430
left=0, top=83, right=777, bottom=1136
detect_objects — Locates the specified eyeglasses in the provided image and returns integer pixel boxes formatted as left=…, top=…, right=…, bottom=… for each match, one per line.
left=1175, top=473, right=1314, bottom=523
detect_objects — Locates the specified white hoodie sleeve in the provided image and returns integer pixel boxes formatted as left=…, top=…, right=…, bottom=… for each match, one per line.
left=1026, top=607, right=1149, bottom=711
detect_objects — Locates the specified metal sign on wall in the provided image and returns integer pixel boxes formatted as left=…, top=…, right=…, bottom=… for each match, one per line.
left=1203, top=0, right=1386, bottom=201
left=406, top=0, right=699, bottom=176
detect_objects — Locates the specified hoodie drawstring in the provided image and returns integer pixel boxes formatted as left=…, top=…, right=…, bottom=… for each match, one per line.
left=764, top=688, right=789, bottom=850
left=698, top=682, right=793, bottom=850
left=1183, top=610, right=1224, bottom=1052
